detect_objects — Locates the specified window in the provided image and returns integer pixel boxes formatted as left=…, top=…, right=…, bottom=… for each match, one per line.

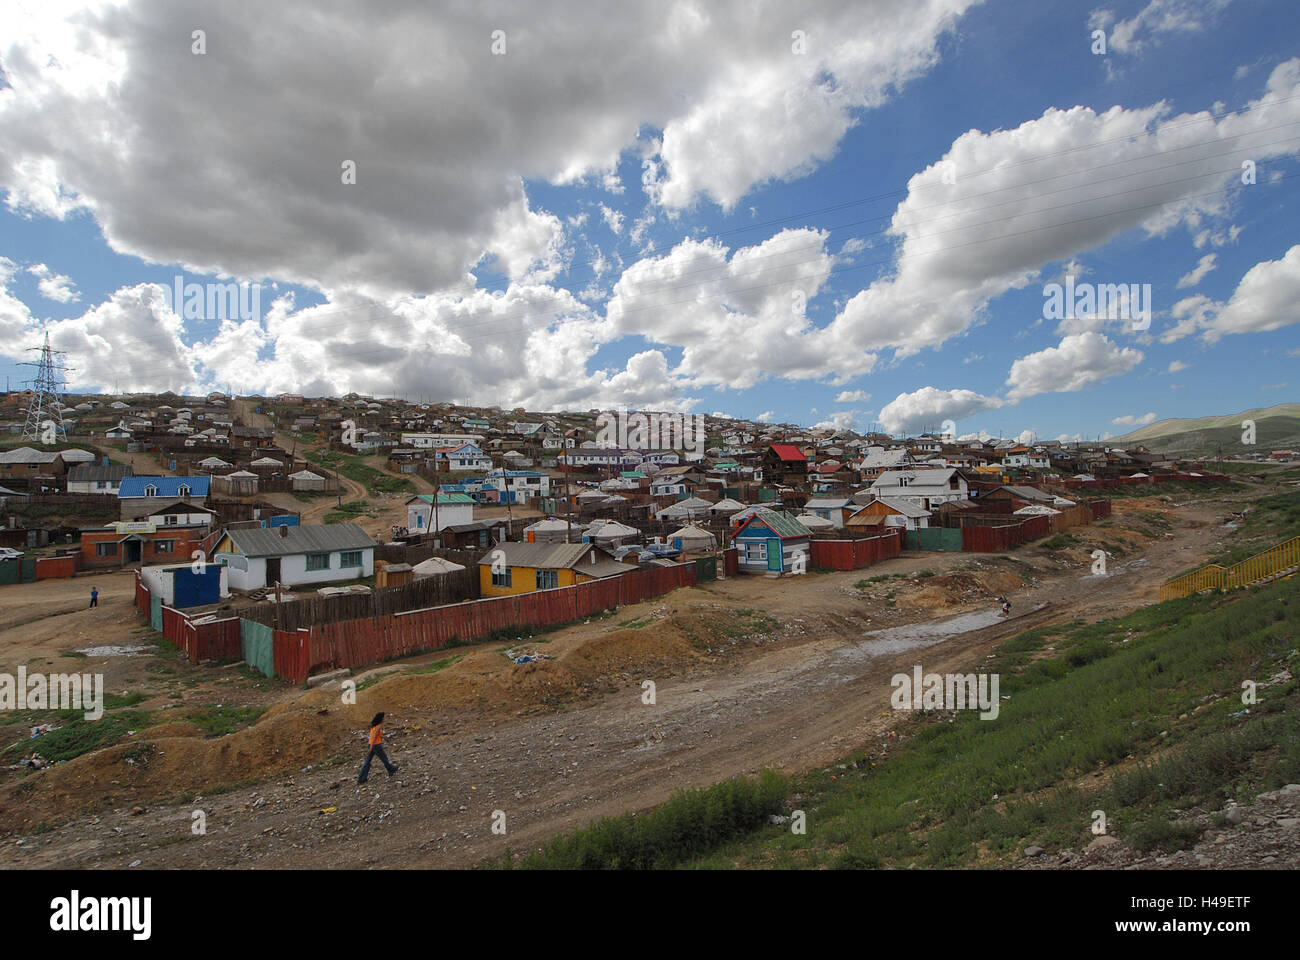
left=339, top=550, right=363, bottom=569
left=144, top=484, right=157, bottom=496
left=178, top=484, right=190, bottom=497
left=491, top=566, right=512, bottom=588
left=306, top=553, right=330, bottom=571
left=535, top=569, right=558, bottom=590
left=744, top=541, right=767, bottom=562
left=164, top=515, right=178, bottom=525
left=96, top=542, right=118, bottom=557
left=154, top=540, right=176, bottom=554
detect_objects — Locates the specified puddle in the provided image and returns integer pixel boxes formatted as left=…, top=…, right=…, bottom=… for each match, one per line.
left=862, top=609, right=1006, bottom=645
left=76, top=644, right=152, bottom=657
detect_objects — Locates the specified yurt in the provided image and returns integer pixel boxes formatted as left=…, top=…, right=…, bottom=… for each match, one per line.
left=411, top=556, right=466, bottom=579
left=668, top=523, right=717, bottom=554
left=585, top=518, right=640, bottom=547
left=289, top=469, right=327, bottom=491
left=523, top=517, right=586, bottom=543
left=708, top=497, right=747, bottom=517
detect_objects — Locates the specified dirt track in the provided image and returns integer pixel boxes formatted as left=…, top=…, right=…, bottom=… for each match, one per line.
left=0, top=492, right=1241, bottom=870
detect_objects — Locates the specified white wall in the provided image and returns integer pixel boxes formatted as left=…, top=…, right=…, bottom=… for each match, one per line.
left=408, top=501, right=474, bottom=532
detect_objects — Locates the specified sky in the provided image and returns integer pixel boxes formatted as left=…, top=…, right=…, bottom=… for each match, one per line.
left=0, top=0, right=1297, bottom=442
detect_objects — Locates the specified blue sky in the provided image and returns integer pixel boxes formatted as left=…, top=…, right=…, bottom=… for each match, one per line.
left=0, top=0, right=1297, bottom=440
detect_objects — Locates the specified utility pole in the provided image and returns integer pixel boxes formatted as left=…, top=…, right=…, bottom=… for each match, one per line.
left=20, top=331, right=73, bottom=444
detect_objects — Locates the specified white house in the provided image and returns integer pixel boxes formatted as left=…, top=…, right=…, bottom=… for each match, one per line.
left=67, top=463, right=133, bottom=495
left=405, top=492, right=476, bottom=532
left=401, top=432, right=485, bottom=449
left=433, top=442, right=492, bottom=471
left=868, top=468, right=971, bottom=509
left=214, top=522, right=376, bottom=591
left=483, top=469, right=551, bottom=502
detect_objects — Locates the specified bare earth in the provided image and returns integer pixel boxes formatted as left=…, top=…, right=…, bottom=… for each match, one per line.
left=0, top=493, right=1263, bottom=869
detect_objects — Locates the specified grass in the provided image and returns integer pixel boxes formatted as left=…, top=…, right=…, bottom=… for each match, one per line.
left=182, top=705, right=265, bottom=737
left=304, top=447, right=414, bottom=496
left=1206, top=489, right=1300, bottom=568
left=3, top=709, right=154, bottom=764
left=518, top=575, right=1300, bottom=869
left=502, top=770, right=789, bottom=869
left=1040, top=534, right=1081, bottom=550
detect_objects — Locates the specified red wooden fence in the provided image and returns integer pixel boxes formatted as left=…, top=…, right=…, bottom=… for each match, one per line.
left=809, top=529, right=903, bottom=570
left=1090, top=499, right=1112, bottom=519
left=273, top=562, right=700, bottom=683
left=961, top=514, right=1052, bottom=552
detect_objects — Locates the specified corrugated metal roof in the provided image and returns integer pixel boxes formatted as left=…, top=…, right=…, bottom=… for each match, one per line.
left=484, top=540, right=638, bottom=577
left=222, top=522, right=376, bottom=557
left=119, top=476, right=211, bottom=498
left=734, top=508, right=811, bottom=540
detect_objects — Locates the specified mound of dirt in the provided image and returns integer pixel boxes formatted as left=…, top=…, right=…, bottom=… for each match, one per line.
left=896, top=570, right=1023, bottom=610
left=0, top=694, right=375, bottom=833
left=372, top=611, right=708, bottom=716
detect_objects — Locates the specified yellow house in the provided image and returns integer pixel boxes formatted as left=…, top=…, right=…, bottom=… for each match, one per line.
left=478, top=540, right=638, bottom=597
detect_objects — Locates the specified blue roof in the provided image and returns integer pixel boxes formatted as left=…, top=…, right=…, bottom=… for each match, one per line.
left=119, top=476, right=210, bottom=498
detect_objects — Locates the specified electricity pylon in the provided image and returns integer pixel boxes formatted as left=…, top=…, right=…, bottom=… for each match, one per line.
left=20, top=331, right=73, bottom=444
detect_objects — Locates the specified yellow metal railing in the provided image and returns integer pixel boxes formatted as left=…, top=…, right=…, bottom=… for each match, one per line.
left=1159, top=536, right=1300, bottom=602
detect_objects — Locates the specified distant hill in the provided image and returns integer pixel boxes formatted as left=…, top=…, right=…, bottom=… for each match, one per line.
left=1111, top=403, right=1300, bottom=454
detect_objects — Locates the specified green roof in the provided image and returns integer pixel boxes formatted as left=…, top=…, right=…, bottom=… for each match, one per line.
left=735, top=508, right=811, bottom=540
left=412, top=493, right=476, bottom=505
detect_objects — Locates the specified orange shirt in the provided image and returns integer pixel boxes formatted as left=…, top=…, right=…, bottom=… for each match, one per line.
left=368, top=724, right=382, bottom=746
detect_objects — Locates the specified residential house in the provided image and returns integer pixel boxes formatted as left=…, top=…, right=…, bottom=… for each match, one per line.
left=483, top=468, right=550, bottom=503
left=478, top=540, right=638, bottom=597
left=732, top=508, right=812, bottom=575
left=81, top=520, right=209, bottom=568
left=405, top=492, right=476, bottom=532
left=846, top=497, right=932, bottom=531
left=801, top=497, right=856, bottom=529
left=868, top=468, right=971, bottom=509
left=213, top=522, right=376, bottom=591
left=66, top=462, right=133, bottom=495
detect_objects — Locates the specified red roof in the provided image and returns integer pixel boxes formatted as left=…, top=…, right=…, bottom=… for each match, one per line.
left=769, top=444, right=807, bottom=462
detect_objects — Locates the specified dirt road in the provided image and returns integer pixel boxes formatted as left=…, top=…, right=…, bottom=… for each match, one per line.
left=1, top=493, right=1236, bottom=870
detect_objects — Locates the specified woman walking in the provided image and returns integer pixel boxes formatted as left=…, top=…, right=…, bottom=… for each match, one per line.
left=356, top=711, right=398, bottom=784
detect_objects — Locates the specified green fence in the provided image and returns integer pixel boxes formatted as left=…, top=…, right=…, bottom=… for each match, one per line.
left=150, top=596, right=163, bottom=631
left=905, top=527, right=963, bottom=551
left=694, top=555, right=717, bottom=582
left=241, top=619, right=275, bottom=678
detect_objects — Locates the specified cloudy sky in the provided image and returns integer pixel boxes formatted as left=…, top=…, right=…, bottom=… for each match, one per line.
left=0, top=0, right=1297, bottom=439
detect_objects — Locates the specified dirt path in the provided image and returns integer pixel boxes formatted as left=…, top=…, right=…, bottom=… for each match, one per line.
left=2, top=495, right=1235, bottom=870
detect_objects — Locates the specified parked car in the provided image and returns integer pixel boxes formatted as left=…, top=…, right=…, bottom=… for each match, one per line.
left=0, top=547, right=25, bottom=560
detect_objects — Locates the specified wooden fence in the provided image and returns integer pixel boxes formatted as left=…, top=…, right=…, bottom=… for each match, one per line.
left=133, top=572, right=246, bottom=662
left=270, top=561, right=699, bottom=682
left=237, top=569, right=480, bottom=632
left=961, top=514, right=1052, bottom=552
left=1158, top=536, right=1300, bottom=602
left=808, top=530, right=904, bottom=570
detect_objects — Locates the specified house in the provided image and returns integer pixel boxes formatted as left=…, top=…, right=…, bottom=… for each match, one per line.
left=478, top=540, right=638, bottom=597
left=432, top=442, right=493, bottom=471
left=846, top=497, right=932, bottom=531
left=119, top=475, right=210, bottom=502
left=66, top=462, right=133, bottom=495
left=858, top=447, right=911, bottom=479
left=868, top=468, right=971, bottom=509
left=801, top=497, right=855, bottom=529
left=213, top=522, right=376, bottom=591
left=0, top=447, right=67, bottom=487
left=81, top=520, right=210, bottom=568
left=120, top=497, right=218, bottom=527
left=763, top=444, right=808, bottom=483
left=400, top=432, right=485, bottom=449
left=732, top=508, right=812, bottom=575
left=405, top=492, right=476, bottom=532
left=483, top=468, right=551, bottom=503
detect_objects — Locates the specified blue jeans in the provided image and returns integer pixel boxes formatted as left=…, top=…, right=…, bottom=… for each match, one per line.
left=357, top=744, right=396, bottom=783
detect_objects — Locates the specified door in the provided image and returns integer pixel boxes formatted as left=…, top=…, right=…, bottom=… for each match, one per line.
left=266, top=557, right=281, bottom=586
left=766, top=539, right=783, bottom=572
left=125, top=539, right=142, bottom=564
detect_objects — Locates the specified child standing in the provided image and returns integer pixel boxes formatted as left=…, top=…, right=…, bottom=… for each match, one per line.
left=89, top=586, right=98, bottom=609
left=356, top=711, right=398, bottom=784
